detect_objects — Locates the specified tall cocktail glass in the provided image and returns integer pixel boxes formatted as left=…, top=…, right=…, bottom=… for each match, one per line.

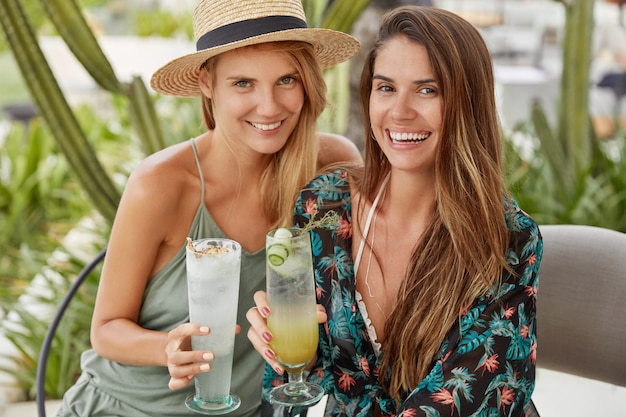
left=185, top=238, right=242, bottom=415
left=266, top=228, right=324, bottom=406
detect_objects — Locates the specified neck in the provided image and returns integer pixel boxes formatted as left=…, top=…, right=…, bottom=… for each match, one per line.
left=380, top=170, right=436, bottom=225
left=196, top=130, right=271, bottom=187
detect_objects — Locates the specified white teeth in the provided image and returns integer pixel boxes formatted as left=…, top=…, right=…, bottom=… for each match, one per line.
left=389, top=131, right=428, bottom=143
left=251, top=121, right=281, bottom=131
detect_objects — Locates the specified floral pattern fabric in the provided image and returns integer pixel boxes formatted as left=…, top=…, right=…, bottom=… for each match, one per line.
left=262, top=169, right=542, bottom=417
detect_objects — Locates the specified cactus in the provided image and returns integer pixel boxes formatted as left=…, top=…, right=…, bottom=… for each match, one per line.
left=531, top=0, right=595, bottom=197
left=0, top=0, right=121, bottom=222
left=0, top=0, right=167, bottom=223
left=557, top=0, right=594, bottom=175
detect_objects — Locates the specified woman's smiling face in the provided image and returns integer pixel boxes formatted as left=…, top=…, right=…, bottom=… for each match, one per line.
left=369, top=35, right=443, bottom=176
left=199, top=44, right=305, bottom=156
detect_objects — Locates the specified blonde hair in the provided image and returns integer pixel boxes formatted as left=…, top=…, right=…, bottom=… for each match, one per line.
left=356, top=7, right=512, bottom=400
left=200, top=41, right=326, bottom=228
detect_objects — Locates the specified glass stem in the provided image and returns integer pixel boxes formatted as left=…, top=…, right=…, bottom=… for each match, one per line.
left=286, top=371, right=307, bottom=394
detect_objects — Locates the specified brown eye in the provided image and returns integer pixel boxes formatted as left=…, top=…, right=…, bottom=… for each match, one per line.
left=418, top=86, right=436, bottom=96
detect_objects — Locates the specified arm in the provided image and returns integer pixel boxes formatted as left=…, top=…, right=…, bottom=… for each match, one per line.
left=90, top=152, right=212, bottom=388
left=397, top=216, right=542, bottom=417
left=316, top=132, right=362, bottom=169
left=90, top=160, right=173, bottom=366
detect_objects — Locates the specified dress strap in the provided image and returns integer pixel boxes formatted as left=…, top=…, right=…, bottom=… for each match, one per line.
left=354, top=173, right=390, bottom=273
left=189, top=138, right=205, bottom=201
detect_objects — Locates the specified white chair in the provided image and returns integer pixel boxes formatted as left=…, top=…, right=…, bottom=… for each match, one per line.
left=535, top=225, right=626, bottom=388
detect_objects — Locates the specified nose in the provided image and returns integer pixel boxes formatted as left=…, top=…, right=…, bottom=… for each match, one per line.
left=390, top=93, right=417, bottom=120
left=256, top=87, right=281, bottom=117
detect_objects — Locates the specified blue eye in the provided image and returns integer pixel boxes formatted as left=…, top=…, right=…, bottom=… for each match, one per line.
left=235, top=80, right=251, bottom=88
left=280, top=76, right=296, bottom=85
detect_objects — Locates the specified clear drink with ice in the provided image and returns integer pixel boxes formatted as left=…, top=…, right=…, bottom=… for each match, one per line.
left=266, top=228, right=324, bottom=406
left=185, top=238, right=241, bottom=415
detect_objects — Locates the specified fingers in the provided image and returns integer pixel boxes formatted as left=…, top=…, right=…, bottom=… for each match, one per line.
left=169, top=375, right=193, bottom=391
left=166, top=322, right=208, bottom=355
left=246, top=292, right=284, bottom=375
left=166, top=323, right=215, bottom=390
left=167, top=350, right=212, bottom=391
left=316, top=304, right=328, bottom=324
left=253, top=290, right=271, bottom=317
left=248, top=292, right=272, bottom=342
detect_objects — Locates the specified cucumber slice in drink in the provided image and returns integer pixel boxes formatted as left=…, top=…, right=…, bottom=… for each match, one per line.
left=268, top=243, right=289, bottom=266
left=268, top=228, right=293, bottom=267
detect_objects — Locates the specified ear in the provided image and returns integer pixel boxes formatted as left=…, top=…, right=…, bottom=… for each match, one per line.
left=198, top=68, right=212, bottom=99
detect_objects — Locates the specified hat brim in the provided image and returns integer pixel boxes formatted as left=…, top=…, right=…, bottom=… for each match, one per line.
left=150, top=28, right=360, bottom=97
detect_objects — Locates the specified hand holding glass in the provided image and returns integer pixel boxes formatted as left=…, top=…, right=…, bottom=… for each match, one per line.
left=266, top=228, right=324, bottom=406
left=185, top=238, right=241, bottom=415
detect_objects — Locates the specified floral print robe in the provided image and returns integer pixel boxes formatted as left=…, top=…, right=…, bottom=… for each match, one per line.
left=262, top=170, right=542, bottom=417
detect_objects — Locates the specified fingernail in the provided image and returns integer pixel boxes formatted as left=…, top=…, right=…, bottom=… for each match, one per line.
left=202, top=352, right=213, bottom=361
left=261, top=307, right=271, bottom=317
left=200, top=326, right=210, bottom=333
left=262, top=332, right=272, bottom=343
left=200, top=363, right=210, bottom=371
left=265, top=350, right=275, bottom=360
left=274, top=366, right=283, bottom=375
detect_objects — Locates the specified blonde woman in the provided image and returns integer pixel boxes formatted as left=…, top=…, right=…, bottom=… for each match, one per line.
left=56, top=0, right=360, bottom=416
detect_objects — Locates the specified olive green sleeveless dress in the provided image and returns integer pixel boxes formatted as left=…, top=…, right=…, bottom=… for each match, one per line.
left=57, top=140, right=266, bottom=417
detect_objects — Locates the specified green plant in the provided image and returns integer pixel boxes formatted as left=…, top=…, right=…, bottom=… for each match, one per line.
left=0, top=119, right=93, bottom=312
left=152, top=95, right=204, bottom=148
left=556, top=0, right=594, bottom=178
left=303, top=0, right=370, bottom=135
left=0, top=94, right=140, bottom=304
left=0, top=120, right=90, bottom=246
left=0, top=95, right=131, bottom=397
left=132, top=8, right=193, bottom=39
left=0, top=92, right=204, bottom=400
left=502, top=0, right=626, bottom=232
left=504, top=111, right=626, bottom=232
left=0, top=244, right=103, bottom=399
left=0, top=0, right=170, bottom=223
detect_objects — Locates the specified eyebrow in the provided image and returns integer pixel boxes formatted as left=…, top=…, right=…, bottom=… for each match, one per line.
left=226, top=71, right=299, bottom=82
left=372, top=74, right=437, bottom=84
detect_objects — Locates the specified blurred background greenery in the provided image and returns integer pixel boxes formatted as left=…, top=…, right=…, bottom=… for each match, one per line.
left=0, top=0, right=623, bottom=403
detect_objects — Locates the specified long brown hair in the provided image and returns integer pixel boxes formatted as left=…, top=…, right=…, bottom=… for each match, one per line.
left=356, top=6, right=511, bottom=400
left=200, top=41, right=326, bottom=228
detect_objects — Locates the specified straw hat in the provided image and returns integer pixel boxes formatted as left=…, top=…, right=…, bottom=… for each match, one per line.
left=150, top=0, right=361, bottom=97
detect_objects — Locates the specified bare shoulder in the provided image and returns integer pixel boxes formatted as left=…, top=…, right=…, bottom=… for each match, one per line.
left=122, top=141, right=196, bottom=214
left=316, top=132, right=362, bottom=169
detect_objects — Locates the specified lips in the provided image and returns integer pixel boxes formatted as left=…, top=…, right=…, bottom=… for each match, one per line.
left=389, top=130, right=428, bottom=144
left=250, top=121, right=282, bottom=131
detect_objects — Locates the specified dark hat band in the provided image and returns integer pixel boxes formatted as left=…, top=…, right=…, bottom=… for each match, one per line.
left=196, top=15, right=308, bottom=51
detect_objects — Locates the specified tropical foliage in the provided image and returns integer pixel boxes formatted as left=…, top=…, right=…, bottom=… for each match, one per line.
left=0, top=92, right=204, bottom=401
left=0, top=250, right=102, bottom=399
left=0, top=119, right=90, bottom=310
left=504, top=0, right=626, bottom=231
left=504, top=114, right=626, bottom=229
